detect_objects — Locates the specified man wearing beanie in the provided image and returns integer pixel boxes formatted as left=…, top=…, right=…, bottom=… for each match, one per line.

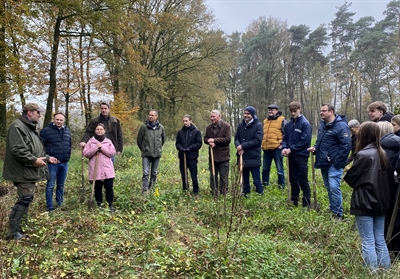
left=234, top=106, right=264, bottom=196
left=261, top=104, right=287, bottom=189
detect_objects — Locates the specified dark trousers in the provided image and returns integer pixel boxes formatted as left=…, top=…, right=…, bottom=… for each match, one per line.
left=94, top=178, right=114, bottom=207
left=210, top=160, right=229, bottom=194
left=179, top=158, right=199, bottom=193
left=242, top=166, right=263, bottom=194
left=289, top=155, right=311, bottom=207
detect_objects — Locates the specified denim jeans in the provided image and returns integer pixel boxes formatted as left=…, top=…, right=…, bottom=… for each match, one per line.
left=320, top=165, right=343, bottom=216
left=289, top=155, right=310, bottom=207
left=242, top=166, right=263, bottom=194
left=262, top=149, right=285, bottom=186
left=46, top=163, right=68, bottom=211
left=355, top=215, right=391, bottom=270
left=142, top=157, right=160, bottom=191
left=179, top=158, right=199, bottom=193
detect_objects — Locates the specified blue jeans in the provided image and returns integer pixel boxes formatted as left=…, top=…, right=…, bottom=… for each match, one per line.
left=46, top=163, right=68, bottom=211
left=142, top=157, right=160, bottom=191
left=242, top=166, right=263, bottom=194
left=355, top=215, right=390, bottom=270
left=262, top=149, right=285, bottom=186
left=320, top=165, right=343, bottom=217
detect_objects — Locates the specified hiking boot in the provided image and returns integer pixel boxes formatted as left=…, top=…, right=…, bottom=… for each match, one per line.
left=6, top=231, right=26, bottom=241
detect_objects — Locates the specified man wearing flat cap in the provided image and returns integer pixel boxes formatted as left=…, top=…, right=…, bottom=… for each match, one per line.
left=235, top=106, right=264, bottom=195
left=261, top=104, right=287, bottom=189
left=3, top=103, right=59, bottom=240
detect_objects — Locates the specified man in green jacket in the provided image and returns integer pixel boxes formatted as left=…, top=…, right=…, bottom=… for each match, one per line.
left=137, top=110, right=165, bottom=194
left=3, top=103, right=59, bottom=240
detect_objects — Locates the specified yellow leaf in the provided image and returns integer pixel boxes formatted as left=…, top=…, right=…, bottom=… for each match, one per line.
left=61, top=272, right=66, bottom=277
left=74, top=248, right=78, bottom=252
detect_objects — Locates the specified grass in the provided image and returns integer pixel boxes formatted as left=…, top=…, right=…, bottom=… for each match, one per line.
left=1, top=140, right=400, bottom=278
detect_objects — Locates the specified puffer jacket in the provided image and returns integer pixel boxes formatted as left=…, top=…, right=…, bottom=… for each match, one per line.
left=83, top=137, right=116, bottom=181
left=380, top=133, right=400, bottom=169
left=175, top=124, right=202, bottom=161
left=281, top=115, right=312, bottom=157
left=261, top=111, right=286, bottom=150
left=234, top=117, right=263, bottom=168
left=204, top=120, right=231, bottom=162
left=313, top=115, right=351, bottom=169
left=344, top=143, right=393, bottom=216
left=80, top=114, right=123, bottom=153
left=40, top=122, right=72, bottom=163
left=137, top=120, right=165, bottom=158
left=3, top=116, right=49, bottom=182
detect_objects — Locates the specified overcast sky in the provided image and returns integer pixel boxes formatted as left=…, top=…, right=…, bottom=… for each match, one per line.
left=205, top=0, right=390, bottom=34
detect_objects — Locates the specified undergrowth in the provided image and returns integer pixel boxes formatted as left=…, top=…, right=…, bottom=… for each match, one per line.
left=0, top=141, right=399, bottom=278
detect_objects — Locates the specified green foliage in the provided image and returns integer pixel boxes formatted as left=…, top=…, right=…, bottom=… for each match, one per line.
left=1, top=140, right=400, bottom=278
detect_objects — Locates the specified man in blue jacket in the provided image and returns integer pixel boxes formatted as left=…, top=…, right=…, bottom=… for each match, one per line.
left=308, top=103, right=351, bottom=219
left=281, top=102, right=312, bottom=207
left=40, top=113, right=72, bottom=211
left=234, top=106, right=264, bottom=196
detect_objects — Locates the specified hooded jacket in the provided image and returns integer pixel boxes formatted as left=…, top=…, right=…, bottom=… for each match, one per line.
left=175, top=124, right=202, bottom=161
left=313, top=115, right=351, bottom=169
left=3, top=116, right=49, bottom=183
left=281, top=115, right=312, bottom=158
left=234, top=116, right=263, bottom=168
left=137, top=120, right=165, bottom=158
left=40, top=122, right=71, bottom=163
left=344, top=143, right=392, bottom=216
left=83, top=137, right=116, bottom=181
left=380, top=133, right=400, bottom=169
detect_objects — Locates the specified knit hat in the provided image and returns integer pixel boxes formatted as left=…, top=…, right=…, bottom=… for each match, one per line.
left=244, top=106, right=256, bottom=118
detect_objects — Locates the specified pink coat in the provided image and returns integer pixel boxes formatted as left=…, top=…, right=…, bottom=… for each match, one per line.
left=83, top=137, right=116, bottom=181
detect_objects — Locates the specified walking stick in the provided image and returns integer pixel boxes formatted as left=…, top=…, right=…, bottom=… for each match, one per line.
left=309, top=154, right=320, bottom=211
left=210, top=147, right=218, bottom=198
left=80, top=147, right=86, bottom=203
left=387, top=183, right=400, bottom=243
left=88, top=152, right=100, bottom=210
left=183, top=152, right=189, bottom=191
left=239, top=153, right=244, bottom=194
left=286, top=156, right=292, bottom=204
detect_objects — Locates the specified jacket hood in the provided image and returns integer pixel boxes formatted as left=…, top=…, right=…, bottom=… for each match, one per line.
left=182, top=124, right=196, bottom=131
left=380, top=133, right=400, bottom=150
left=18, top=115, right=37, bottom=131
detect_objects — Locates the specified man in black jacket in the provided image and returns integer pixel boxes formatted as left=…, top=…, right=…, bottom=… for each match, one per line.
left=175, top=115, right=202, bottom=194
left=40, top=113, right=71, bottom=211
left=234, top=106, right=264, bottom=196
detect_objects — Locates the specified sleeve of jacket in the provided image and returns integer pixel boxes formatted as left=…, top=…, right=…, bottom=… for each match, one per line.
left=39, top=128, right=48, bottom=146
left=215, top=123, right=231, bottom=146
left=161, top=125, right=165, bottom=146
left=116, top=119, right=123, bottom=152
left=10, top=126, right=40, bottom=166
left=344, top=154, right=370, bottom=189
left=100, top=140, right=116, bottom=158
left=137, top=125, right=145, bottom=152
left=83, top=139, right=99, bottom=159
left=80, top=120, right=96, bottom=143
left=189, top=129, right=202, bottom=151
left=290, top=120, right=312, bottom=154
left=281, top=123, right=288, bottom=149
left=334, top=123, right=351, bottom=169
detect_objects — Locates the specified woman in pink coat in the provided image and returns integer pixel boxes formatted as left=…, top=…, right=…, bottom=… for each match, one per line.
left=83, top=123, right=116, bottom=211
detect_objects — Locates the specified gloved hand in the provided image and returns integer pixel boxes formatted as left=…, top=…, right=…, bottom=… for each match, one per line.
left=180, top=147, right=185, bottom=152
left=186, top=147, right=191, bottom=152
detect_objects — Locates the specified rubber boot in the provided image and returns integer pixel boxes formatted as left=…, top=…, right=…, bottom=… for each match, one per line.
left=19, top=206, right=29, bottom=233
left=6, top=205, right=27, bottom=240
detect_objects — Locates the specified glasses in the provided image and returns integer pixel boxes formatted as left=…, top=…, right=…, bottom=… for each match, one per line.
left=320, top=110, right=329, bottom=112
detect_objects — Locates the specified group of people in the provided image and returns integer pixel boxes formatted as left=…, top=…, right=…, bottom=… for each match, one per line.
left=3, top=100, right=400, bottom=271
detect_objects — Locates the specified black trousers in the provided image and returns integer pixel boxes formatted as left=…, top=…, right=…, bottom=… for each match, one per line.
left=289, top=155, right=311, bottom=207
left=179, top=158, right=199, bottom=193
left=94, top=178, right=114, bottom=207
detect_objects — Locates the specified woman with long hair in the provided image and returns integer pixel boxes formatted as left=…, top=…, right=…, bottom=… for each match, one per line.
left=344, top=121, right=392, bottom=270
